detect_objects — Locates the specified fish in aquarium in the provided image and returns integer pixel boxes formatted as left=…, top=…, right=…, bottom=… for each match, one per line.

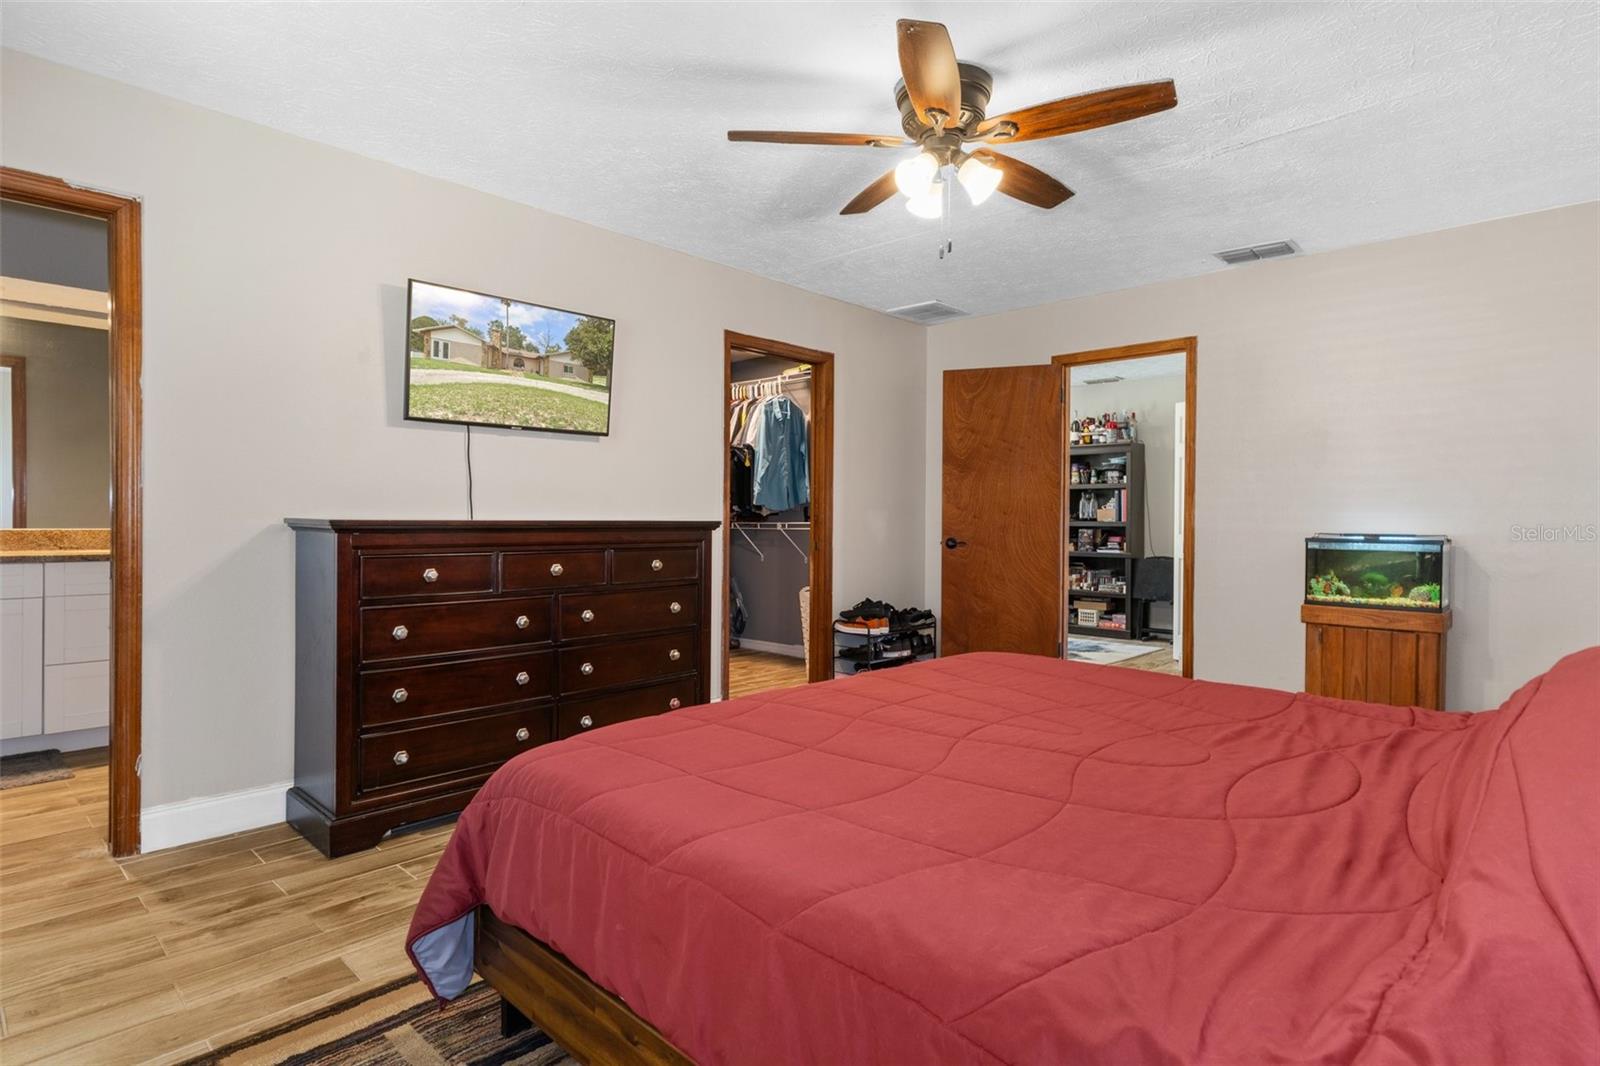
left=1304, top=535, right=1449, bottom=612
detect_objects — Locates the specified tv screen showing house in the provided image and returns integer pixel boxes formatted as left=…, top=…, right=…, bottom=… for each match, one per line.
left=405, top=279, right=614, bottom=436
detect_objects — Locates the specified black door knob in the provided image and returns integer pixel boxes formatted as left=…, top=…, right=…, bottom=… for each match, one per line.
left=944, top=537, right=967, bottom=550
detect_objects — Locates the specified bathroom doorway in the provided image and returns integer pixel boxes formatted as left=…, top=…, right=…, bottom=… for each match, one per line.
left=0, top=168, right=143, bottom=856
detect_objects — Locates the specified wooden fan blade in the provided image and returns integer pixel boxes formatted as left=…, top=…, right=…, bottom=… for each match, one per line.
left=897, top=19, right=962, bottom=125
left=980, top=80, right=1177, bottom=143
left=972, top=150, right=1074, bottom=209
left=840, top=169, right=900, bottom=215
left=728, top=131, right=910, bottom=147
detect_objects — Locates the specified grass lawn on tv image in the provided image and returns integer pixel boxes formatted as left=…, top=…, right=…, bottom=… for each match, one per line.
left=408, top=359, right=609, bottom=433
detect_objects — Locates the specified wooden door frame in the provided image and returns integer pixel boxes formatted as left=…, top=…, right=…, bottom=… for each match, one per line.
left=0, top=355, right=25, bottom=527
left=721, top=330, right=834, bottom=696
left=1053, top=337, right=1197, bottom=678
left=2, top=166, right=143, bottom=855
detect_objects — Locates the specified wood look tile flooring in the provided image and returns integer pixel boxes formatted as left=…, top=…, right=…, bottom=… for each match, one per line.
left=0, top=750, right=443, bottom=1064
left=1120, top=645, right=1183, bottom=675
left=727, top=648, right=809, bottom=699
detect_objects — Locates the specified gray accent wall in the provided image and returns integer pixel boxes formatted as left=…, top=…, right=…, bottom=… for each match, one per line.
left=0, top=200, right=109, bottom=290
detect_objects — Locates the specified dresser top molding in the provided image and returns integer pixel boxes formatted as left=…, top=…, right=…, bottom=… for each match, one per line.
left=285, top=519, right=722, bottom=533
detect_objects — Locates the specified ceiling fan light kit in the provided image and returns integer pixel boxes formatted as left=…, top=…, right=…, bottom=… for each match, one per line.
left=728, top=18, right=1177, bottom=224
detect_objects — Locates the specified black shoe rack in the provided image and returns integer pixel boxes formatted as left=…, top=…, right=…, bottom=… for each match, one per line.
left=833, top=618, right=938, bottom=676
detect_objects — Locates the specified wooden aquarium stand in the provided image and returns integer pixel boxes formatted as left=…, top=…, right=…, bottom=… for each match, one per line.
left=1301, top=604, right=1450, bottom=710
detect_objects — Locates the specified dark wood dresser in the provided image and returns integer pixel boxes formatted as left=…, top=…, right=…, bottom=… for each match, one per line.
left=284, top=519, right=716, bottom=856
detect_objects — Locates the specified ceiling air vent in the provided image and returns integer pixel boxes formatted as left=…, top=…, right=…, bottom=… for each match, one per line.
left=1214, top=239, right=1301, bottom=265
left=887, top=300, right=968, bottom=324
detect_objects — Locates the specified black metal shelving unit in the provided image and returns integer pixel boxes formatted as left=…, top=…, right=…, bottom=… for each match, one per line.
left=1067, top=442, right=1145, bottom=639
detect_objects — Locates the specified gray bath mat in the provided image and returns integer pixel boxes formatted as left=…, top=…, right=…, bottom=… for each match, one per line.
left=0, top=748, right=74, bottom=789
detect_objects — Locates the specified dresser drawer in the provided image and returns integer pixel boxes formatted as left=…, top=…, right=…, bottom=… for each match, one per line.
left=559, top=585, right=696, bottom=640
left=558, top=677, right=697, bottom=738
left=359, top=650, right=554, bottom=728
left=612, top=547, right=698, bottom=586
left=358, top=704, right=549, bottom=792
left=561, top=631, right=695, bottom=694
left=361, top=553, right=494, bottom=599
left=502, top=550, right=606, bottom=591
left=361, top=597, right=551, bottom=662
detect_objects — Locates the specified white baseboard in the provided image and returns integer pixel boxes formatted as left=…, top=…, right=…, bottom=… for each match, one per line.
left=734, top=639, right=805, bottom=658
left=1, top=726, right=109, bottom=757
left=140, top=780, right=290, bottom=853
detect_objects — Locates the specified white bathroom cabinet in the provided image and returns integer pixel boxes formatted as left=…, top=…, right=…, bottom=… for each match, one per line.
left=0, top=560, right=111, bottom=743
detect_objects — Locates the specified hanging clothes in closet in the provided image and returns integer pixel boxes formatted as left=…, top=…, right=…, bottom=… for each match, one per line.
left=729, top=371, right=810, bottom=518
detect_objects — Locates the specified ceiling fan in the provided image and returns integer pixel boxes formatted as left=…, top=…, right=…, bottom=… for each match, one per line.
left=728, top=19, right=1176, bottom=219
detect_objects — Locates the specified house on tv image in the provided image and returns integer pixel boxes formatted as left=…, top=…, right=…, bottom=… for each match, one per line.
left=413, top=321, right=593, bottom=382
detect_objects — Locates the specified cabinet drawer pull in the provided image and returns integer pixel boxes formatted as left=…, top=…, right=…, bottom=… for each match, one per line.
left=579, top=714, right=594, bottom=729
left=580, top=662, right=595, bottom=676
left=668, top=697, right=682, bottom=710
left=392, top=750, right=409, bottom=766
left=515, top=671, right=530, bottom=686
left=391, top=688, right=408, bottom=703
left=669, top=601, right=682, bottom=614
left=549, top=562, right=565, bottom=577
left=515, top=727, right=531, bottom=742
left=581, top=609, right=595, bottom=622
left=669, top=648, right=681, bottom=662
left=650, top=558, right=664, bottom=572
left=391, top=625, right=409, bottom=641
left=422, top=567, right=439, bottom=583
left=515, top=614, right=530, bottom=630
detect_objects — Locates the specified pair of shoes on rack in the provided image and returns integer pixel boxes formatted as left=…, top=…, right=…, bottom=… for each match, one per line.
left=889, top=607, right=934, bottom=629
left=839, top=598, right=895, bottom=623
left=835, top=616, right=890, bottom=635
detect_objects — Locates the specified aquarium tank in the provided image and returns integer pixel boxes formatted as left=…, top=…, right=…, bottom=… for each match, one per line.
left=1305, top=534, right=1449, bottom=612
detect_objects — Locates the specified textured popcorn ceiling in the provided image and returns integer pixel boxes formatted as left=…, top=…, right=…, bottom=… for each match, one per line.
left=4, top=2, right=1596, bottom=318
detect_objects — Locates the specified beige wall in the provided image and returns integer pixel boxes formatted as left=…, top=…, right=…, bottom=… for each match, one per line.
left=2, top=52, right=927, bottom=811
left=927, top=202, right=1600, bottom=710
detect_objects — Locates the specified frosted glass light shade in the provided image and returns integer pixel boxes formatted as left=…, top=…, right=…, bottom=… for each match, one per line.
left=958, top=155, right=1003, bottom=205
left=894, top=152, right=938, bottom=198
left=905, top=183, right=943, bottom=219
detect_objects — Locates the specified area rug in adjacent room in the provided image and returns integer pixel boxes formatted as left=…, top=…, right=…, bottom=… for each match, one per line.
left=0, top=748, right=73, bottom=789
left=1067, top=636, right=1172, bottom=666
left=184, top=977, right=573, bottom=1065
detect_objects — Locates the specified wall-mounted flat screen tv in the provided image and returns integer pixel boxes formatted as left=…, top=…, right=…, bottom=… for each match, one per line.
left=406, top=279, right=614, bottom=436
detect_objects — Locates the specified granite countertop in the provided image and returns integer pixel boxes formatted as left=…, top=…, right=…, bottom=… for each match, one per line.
left=0, top=528, right=112, bottom=563
left=0, top=549, right=112, bottom=563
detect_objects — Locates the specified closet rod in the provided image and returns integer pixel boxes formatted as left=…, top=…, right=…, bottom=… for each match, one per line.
left=730, top=367, right=811, bottom=396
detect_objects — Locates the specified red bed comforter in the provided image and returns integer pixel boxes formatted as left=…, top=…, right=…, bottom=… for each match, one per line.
left=408, top=649, right=1600, bottom=1064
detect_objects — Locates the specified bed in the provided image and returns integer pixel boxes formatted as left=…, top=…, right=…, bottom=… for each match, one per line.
left=408, top=649, right=1600, bottom=1065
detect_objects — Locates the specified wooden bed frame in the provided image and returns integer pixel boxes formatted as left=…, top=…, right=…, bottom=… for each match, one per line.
left=476, top=906, right=694, bottom=1065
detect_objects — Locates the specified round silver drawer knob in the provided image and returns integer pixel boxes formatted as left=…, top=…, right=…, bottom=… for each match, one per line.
left=515, top=727, right=531, bottom=742
left=391, top=625, right=409, bottom=641
left=669, top=601, right=682, bottom=614
left=669, top=649, right=681, bottom=662
left=580, top=662, right=594, bottom=676
left=581, top=609, right=595, bottom=622
left=422, top=567, right=439, bottom=583
left=515, top=671, right=530, bottom=686
left=650, top=558, right=664, bottom=572
left=579, top=714, right=594, bottom=729
left=391, top=688, right=408, bottom=703
left=392, top=750, right=409, bottom=766
left=549, top=562, right=564, bottom=577
left=515, top=615, right=530, bottom=630
left=668, top=697, right=682, bottom=710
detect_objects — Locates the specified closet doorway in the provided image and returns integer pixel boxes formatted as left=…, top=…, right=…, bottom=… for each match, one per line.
left=721, top=331, right=834, bottom=700
left=1055, top=338, right=1196, bottom=677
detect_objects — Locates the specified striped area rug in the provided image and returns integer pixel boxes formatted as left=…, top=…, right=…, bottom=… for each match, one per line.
left=182, top=977, right=573, bottom=1065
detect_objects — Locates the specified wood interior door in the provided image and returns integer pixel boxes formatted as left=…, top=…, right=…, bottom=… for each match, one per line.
left=941, top=365, right=1063, bottom=656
